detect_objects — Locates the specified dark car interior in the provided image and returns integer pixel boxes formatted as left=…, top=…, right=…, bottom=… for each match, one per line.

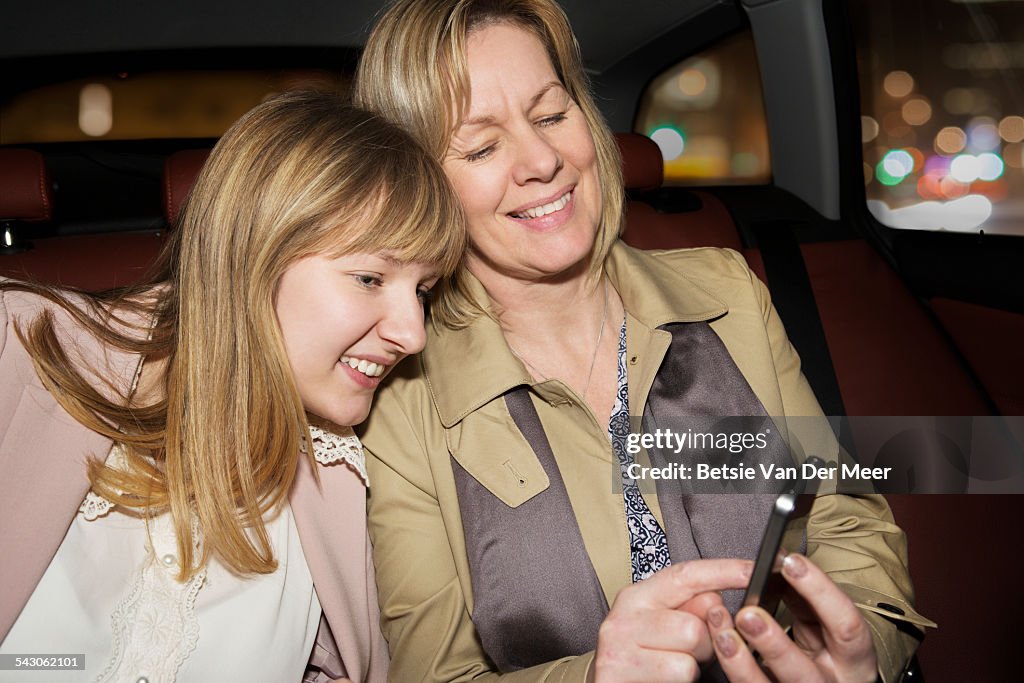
left=2, top=1, right=1021, bottom=680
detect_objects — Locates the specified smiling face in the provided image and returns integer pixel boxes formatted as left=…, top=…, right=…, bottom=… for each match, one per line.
left=274, top=251, right=438, bottom=427
left=444, top=22, right=602, bottom=286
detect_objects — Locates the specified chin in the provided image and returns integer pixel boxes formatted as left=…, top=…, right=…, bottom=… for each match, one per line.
left=310, top=397, right=372, bottom=429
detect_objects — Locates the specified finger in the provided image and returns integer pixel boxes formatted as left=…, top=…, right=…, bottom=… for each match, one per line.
left=777, top=585, right=827, bottom=653
left=706, top=607, right=771, bottom=683
left=599, top=607, right=714, bottom=663
left=780, top=554, right=876, bottom=670
left=680, top=590, right=726, bottom=621
left=735, top=606, right=822, bottom=682
left=592, top=647, right=702, bottom=683
left=618, top=559, right=753, bottom=611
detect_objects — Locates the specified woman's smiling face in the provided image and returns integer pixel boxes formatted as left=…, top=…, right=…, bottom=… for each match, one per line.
left=443, top=22, right=602, bottom=285
left=275, top=250, right=438, bottom=427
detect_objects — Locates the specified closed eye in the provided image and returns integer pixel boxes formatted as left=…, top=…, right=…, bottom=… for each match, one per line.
left=465, top=144, right=496, bottom=162
left=537, top=112, right=567, bottom=127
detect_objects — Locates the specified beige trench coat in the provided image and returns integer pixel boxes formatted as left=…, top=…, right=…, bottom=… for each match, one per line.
left=360, top=243, right=932, bottom=682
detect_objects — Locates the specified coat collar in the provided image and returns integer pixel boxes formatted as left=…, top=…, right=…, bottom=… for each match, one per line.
left=423, top=242, right=728, bottom=428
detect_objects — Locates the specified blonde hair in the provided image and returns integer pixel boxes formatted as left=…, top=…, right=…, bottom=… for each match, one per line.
left=4, top=91, right=464, bottom=580
left=355, top=0, right=624, bottom=327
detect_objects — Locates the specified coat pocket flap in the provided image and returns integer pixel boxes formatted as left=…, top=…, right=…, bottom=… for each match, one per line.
left=446, top=400, right=550, bottom=509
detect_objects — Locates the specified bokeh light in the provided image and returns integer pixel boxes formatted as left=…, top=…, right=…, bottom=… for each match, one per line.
left=967, top=117, right=1000, bottom=152
left=935, top=126, right=967, bottom=154
left=862, top=115, right=880, bottom=143
left=79, top=84, right=113, bottom=137
left=998, top=115, right=1024, bottom=143
left=883, top=149, right=915, bottom=179
left=883, top=70, right=914, bottom=98
left=917, top=173, right=943, bottom=200
left=650, top=126, right=686, bottom=161
left=940, top=176, right=970, bottom=199
left=976, top=152, right=1005, bottom=181
left=902, top=97, right=932, bottom=125
left=950, top=154, right=981, bottom=183
left=924, top=155, right=951, bottom=176
left=677, top=68, right=708, bottom=97
left=869, top=195, right=992, bottom=232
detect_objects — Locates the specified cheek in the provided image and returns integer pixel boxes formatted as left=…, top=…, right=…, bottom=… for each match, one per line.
left=448, top=165, right=505, bottom=227
left=568, top=125, right=599, bottom=177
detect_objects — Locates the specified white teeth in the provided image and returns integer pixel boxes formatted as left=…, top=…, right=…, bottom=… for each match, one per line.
left=340, top=355, right=385, bottom=378
left=512, top=191, right=570, bottom=219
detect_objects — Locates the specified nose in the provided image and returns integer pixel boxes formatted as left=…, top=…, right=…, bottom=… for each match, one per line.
left=511, top=125, right=562, bottom=185
left=378, top=289, right=428, bottom=355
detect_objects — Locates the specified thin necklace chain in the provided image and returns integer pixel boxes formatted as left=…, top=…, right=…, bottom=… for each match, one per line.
left=509, top=278, right=609, bottom=399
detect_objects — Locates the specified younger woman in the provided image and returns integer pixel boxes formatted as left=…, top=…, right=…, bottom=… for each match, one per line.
left=0, top=91, right=464, bottom=682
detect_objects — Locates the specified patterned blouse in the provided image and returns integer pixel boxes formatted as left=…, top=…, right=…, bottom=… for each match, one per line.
left=608, top=318, right=672, bottom=582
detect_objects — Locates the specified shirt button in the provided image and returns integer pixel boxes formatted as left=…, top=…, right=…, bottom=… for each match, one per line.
left=162, top=553, right=177, bottom=567
left=137, top=676, right=150, bottom=683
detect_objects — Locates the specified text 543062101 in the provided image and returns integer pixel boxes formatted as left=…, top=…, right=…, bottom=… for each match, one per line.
left=0, top=655, right=84, bottom=671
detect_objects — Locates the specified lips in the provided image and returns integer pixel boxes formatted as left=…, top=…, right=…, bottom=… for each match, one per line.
left=509, top=190, right=572, bottom=219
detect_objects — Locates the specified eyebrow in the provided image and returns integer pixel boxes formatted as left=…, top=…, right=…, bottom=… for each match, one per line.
left=458, top=81, right=566, bottom=129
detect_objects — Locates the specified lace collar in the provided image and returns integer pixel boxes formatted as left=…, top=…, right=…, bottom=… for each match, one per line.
left=302, top=424, right=369, bottom=487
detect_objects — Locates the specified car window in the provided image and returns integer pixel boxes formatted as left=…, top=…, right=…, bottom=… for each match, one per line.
left=850, top=0, right=1023, bottom=236
left=2, top=69, right=348, bottom=143
left=633, top=29, right=771, bottom=186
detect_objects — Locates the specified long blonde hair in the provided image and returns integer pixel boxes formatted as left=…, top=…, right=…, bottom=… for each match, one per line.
left=4, top=91, right=465, bottom=579
left=355, top=0, right=624, bottom=327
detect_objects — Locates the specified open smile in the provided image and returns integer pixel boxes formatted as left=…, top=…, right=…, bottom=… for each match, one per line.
left=506, top=187, right=576, bottom=231
left=509, top=189, right=572, bottom=219
left=340, top=354, right=386, bottom=377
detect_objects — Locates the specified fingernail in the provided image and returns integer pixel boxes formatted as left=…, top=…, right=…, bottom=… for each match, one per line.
left=742, top=560, right=754, bottom=580
left=737, top=610, right=767, bottom=637
left=782, top=554, right=807, bottom=579
left=716, top=630, right=739, bottom=658
left=708, top=606, right=725, bottom=628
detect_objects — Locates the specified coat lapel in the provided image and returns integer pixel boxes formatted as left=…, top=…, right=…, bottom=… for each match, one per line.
left=0, top=382, right=111, bottom=640
left=290, top=455, right=387, bottom=682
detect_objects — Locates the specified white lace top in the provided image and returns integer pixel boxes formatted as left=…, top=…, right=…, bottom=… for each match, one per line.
left=0, top=425, right=367, bottom=683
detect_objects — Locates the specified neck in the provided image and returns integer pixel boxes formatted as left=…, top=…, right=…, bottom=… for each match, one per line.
left=474, top=264, right=607, bottom=344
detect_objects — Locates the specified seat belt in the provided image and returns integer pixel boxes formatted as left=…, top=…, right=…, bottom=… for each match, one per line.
left=754, top=221, right=846, bottom=417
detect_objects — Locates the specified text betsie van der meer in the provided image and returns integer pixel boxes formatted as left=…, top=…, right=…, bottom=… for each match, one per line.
left=624, top=428, right=891, bottom=482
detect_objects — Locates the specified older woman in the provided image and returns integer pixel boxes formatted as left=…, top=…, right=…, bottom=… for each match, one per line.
left=356, top=1, right=930, bottom=681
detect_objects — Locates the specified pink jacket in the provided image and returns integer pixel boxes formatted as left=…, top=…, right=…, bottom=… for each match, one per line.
left=0, top=285, right=388, bottom=682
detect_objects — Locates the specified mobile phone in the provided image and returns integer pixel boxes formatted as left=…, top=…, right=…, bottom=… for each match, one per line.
left=741, top=457, right=824, bottom=613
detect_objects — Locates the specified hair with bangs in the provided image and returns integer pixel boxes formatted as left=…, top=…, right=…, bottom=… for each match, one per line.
left=3, top=91, right=464, bottom=580
left=355, top=0, right=624, bottom=328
